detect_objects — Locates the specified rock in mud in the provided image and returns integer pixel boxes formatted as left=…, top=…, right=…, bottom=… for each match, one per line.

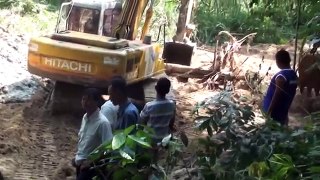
left=0, top=24, right=43, bottom=104
left=0, top=77, right=41, bottom=103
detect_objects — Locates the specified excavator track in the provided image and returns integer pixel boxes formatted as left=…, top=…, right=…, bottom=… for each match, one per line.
left=13, top=115, right=59, bottom=180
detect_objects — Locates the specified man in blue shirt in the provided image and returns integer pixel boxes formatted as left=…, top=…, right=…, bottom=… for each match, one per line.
left=263, top=49, right=298, bottom=126
left=109, top=76, right=139, bottom=130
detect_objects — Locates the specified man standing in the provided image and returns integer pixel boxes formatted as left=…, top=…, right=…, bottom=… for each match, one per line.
left=74, top=88, right=113, bottom=180
left=101, top=86, right=119, bottom=130
left=140, top=77, right=176, bottom=144
left=263, top=49, right=298, bottom=126
left=109, top=76, right=139, bottom=130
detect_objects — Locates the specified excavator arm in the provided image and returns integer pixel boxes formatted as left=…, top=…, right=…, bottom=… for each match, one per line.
left=113, top=0, right=151, bottom=40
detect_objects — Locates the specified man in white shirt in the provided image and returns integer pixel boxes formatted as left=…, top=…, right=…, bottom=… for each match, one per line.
left=74, top=88, right=113, bottom=180
left=101, top=100, right=119, bottom=130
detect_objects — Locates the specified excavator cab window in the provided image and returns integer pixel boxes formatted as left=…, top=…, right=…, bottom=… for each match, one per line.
left=68, top=7, right=100, bottom=34
left=103, top=3, right=122, bottom=37
left=56, top=2, right=101, bottom=35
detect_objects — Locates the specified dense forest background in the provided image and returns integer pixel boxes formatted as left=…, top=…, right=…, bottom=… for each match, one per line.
left=0, top=0, right=319, bottom=44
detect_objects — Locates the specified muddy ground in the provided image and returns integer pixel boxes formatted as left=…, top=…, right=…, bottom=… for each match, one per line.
left=0, top=27, right=318, bottom=179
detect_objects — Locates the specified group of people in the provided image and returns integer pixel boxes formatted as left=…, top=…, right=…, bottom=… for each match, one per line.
left=72, top=49, right=298, bottom=179
left=73, top=76, right=175, bottom=180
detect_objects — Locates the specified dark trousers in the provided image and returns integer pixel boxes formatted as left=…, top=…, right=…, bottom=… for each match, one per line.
left=76, top=166, right=97, bottom=180
left=72, top=159, right=98, bottom=180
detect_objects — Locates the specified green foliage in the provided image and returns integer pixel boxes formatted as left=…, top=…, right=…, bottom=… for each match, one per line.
left=193, top=92, right=320, bottom=179
left=89, top=124, right=157, bottom=179
left=194, top=0, right=320, bottom=44
left=142, top=0, right=180, bottom=42
left=89, top=124, right=185, bottom=180
left=0, top=0, right=39, bottom=15
left=0, top=0, right=60, bottom=15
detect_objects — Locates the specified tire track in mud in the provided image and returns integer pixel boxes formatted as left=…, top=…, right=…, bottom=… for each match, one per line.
left=13, top=107, right=60, bottom=180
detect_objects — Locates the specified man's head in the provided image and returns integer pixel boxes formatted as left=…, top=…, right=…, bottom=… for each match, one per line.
left=109, top=76, right=127, bottom=106
left=155, top=77, right=171, bottom=98
left=275, top=49, right=291, bottom=68
left=81, top=88, right=103, bottom=111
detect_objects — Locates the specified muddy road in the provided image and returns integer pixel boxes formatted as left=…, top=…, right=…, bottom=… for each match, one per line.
left=0, top=87, right=79, bottom=180
left=0, top=26, right=78, bottom=179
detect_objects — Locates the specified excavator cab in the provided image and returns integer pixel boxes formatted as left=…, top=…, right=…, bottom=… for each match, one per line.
left=55, top=0, right=122, bottom=36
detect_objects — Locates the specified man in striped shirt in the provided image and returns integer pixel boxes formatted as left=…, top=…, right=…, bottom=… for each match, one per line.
left=140, top=77, right=176, bottom=144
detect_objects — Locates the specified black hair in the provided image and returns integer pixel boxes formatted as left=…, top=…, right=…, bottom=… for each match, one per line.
left=83, top=88, right=104, bottom=107
left=275, top=49, right=291, bottom=65
left=156, top=77, right=171, bottom=97
left=111, top=76, right=127, bottom=96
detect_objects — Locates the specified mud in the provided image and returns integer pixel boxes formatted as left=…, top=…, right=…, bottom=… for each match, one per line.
left=0, top=87, right=79, bottom=179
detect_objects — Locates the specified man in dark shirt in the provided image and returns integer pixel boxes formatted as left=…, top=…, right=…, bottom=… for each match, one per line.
left=109, top=76, right=139, bottom=130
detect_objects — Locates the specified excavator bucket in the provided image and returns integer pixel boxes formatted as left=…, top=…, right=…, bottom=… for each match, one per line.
left=162, top=42, right=194, bottom=66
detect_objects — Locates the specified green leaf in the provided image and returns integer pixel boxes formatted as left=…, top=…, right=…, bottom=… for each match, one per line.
left=197, top=118, right=211, bottom=131
left=136, top=130, right=151, bottom=140
left=308, top=166, right=320, bottom=173
left=291, top=129, right=306, bottom=137
left=161, top=134, right=172, bottom=147
left=88, top=139, right=112, bottom=161
left=119, top=149, right=134, bottom=161
left=125, top=137, right=137, bottom=150
left=112, top=133, right=126, bottom=150
left=128, top=135, right=152, bottom=148
left=124, top=125, right=136, bottom=135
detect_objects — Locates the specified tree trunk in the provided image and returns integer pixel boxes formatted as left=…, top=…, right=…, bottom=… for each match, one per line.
left=173, top=0, right=189, bottom=42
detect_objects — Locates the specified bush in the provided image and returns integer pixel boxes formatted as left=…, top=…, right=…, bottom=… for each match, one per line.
left=192, top=91, right=320, bottom=179
left=88, top=124, right=185, bottom=180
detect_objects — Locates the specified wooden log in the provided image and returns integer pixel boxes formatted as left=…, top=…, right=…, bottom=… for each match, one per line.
left=166, top=63, right=245, bottom=81
left=169, top=73, right=205, bottom=79
left=165, top=63, right=211, bottom=75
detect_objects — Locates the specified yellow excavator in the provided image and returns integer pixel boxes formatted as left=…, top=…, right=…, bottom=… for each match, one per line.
left=27, top=0, right=168, bottom=113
